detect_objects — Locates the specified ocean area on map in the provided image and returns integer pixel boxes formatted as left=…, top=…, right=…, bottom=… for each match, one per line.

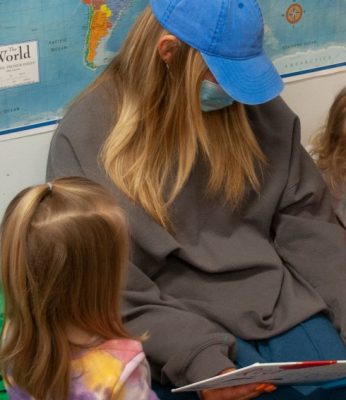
left=273, top=45, right=346, bottom=78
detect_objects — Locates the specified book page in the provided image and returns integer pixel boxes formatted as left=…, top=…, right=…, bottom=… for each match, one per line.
left=172, top=361, right=346, bottom=392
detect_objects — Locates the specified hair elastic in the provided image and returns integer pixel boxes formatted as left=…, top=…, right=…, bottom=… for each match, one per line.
left=47, top=182, right=53, bottom=191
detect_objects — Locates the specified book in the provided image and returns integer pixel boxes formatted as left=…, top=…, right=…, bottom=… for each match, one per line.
left=172, top=360, right=346, bottom=393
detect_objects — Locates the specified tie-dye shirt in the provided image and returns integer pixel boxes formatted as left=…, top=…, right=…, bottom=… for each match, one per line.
left=7, top=339, right=159, bottom=399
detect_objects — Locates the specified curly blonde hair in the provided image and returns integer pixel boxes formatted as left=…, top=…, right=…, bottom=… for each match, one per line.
left=311, top=87, right=346, bottom=197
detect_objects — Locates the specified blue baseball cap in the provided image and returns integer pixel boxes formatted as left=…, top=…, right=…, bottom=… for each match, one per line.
left=149, top=0, right=284, bottom=105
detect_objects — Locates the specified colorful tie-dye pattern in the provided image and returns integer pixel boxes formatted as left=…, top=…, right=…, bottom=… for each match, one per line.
left=7, top=339, right=159, bottom=399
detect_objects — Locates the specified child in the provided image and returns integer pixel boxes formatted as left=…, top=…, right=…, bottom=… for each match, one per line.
left=311, top=87, right=346, bottom=227
left=0, top=177, right=158, bottom=400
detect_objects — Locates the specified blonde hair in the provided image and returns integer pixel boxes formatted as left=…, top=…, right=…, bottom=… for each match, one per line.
left=97, top=7, right=267, bottom=231
left=0, top=177, right=131, bottom=399
left=311, top=87, right=346, bottom=196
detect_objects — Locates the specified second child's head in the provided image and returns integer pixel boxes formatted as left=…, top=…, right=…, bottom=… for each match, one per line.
left=312, top=87, right=346, bottom=196
left=0, top=177, right=130, bottom=398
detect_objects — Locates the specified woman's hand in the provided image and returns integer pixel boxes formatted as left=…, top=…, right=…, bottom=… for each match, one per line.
left=200, top=369, right=276, bottom=400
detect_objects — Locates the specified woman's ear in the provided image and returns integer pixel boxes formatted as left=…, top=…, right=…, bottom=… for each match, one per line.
left=157, top=35, right=180, bottom=65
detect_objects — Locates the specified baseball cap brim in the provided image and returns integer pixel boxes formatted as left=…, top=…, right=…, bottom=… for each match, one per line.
left=201, top=51, right=284, bottom=105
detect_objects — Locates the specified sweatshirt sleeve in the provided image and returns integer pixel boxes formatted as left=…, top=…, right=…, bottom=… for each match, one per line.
left=46, top=131, right=84, bottom=180
left=123, top=261, right=236, bottom=386
left=273, top=117, right=346, bottom=341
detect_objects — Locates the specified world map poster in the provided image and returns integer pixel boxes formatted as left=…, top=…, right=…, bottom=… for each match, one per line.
left=260, top=0, right=346, bottom=79
left=0, top=0, right=346, bottom=136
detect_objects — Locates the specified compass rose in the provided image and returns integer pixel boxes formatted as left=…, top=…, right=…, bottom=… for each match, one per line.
left=286, top=3, right=303, bottom=24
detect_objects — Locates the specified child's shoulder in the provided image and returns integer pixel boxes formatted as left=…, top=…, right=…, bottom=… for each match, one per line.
left=73, top=338, right=143, bottom=363
left=70, top=339, right=146, bottom=396
left=96, top=338, right=144, bottom=364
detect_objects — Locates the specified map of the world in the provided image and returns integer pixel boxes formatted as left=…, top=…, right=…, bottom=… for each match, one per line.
left=260, top=0, right=346, bottom=78
left=0, top=0, right=346, bottom=135
left=0, top=0, right=147, bottom=135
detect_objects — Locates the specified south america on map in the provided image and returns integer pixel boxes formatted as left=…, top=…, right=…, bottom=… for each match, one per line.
left=83, top=0, right=134, bottom=68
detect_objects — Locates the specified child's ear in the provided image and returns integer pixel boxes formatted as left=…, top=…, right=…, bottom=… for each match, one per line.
left=157, top=35, right=180, bottom=66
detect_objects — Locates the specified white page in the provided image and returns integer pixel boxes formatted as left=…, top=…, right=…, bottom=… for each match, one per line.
left=172, top=360, right=346, bottom=392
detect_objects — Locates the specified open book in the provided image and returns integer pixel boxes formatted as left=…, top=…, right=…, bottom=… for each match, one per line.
left=172, top=360, right=346, bottom=393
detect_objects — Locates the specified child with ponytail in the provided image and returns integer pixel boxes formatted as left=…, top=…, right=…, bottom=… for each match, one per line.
left=0, top=177, right=158, bottom=400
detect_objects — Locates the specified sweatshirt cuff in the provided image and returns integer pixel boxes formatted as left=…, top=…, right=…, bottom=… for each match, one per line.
left=183, top=342, right=236, bottom=386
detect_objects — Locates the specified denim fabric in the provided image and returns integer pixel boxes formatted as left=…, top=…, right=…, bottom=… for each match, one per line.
left=152, top=381, right=199, bottom=400
left=236, top=314, right=346, bottom=399
left=153, top=314, right=346, bottom=400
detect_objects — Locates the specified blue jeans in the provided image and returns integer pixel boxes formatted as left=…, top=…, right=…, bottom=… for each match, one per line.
left=152, top=314, right=346, bottom=399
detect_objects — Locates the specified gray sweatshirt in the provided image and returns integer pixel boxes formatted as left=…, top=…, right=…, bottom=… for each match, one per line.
left=47, top=81, right=346, bottom=387
left=336, top=198, right=346, bottom=227
left=332, top=187, right=346, bottom=228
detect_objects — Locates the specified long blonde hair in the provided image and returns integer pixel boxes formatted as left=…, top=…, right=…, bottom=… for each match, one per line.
left=0, top=177, right=131, bottom=399
left=311, top=87, right=346, bottom=197
left=98, top=7, right=267, bottom=230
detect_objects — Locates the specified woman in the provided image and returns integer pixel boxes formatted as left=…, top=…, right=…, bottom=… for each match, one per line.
left=47, top=1, right=346, bottom=399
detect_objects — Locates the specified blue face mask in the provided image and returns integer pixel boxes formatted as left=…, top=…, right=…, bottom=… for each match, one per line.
left=200, top=80, right=235, bottom=112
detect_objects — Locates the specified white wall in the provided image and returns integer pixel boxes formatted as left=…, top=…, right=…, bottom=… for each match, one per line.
left=284, top=72, right=346, bottom=144
left=0, top=130, right=53, bottom=218
left=1, top=71, right=346, bottom=220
